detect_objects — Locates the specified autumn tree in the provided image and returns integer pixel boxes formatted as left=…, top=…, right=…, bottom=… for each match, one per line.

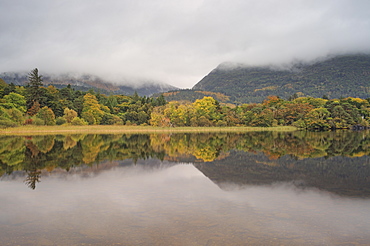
left=27, top=101, right=41, bottom=116
left=81, top=93, right=109, bottom=125
left=63, top=108, right=78, bottom=123
left=163, top=101, right=194, bottom=127
left=192, top=97, right=221, bottom=126
left=279, top=102, right=313, bottom=125
left=150, top=106, right=170, bottom=127
left=294, top=97, right=327, bottom=108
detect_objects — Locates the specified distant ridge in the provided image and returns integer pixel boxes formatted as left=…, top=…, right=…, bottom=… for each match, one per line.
left=0, top=72, right=178, bottom=96
left=191, top=54, right=370, bottom=103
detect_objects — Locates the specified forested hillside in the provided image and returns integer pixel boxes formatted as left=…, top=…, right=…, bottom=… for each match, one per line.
left=193, top=54, right=370, bottom=103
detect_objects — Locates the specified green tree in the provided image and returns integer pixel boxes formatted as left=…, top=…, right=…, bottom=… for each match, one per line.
left=101, top=113, right=123, bottom=125
left=153, top=94, right=167, bottom=106
left=36, top=106, right=56, bottom=125
left=0, top=107, right=19, bottom=128
left=304, top=108, right=331, bottom=130
left=2, top=83, right=16, bottom=96
left=0, top=78, right=7, bottom=97
left=329, top=105, right=354, bottom=129
left=26, top=68, right=44, bottom=110
left=44, top=85, right=64, bottom=117
left=3, top=92, right=27, bottom=113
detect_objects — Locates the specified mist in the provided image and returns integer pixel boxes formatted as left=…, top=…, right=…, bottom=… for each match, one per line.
left=1, top=0, right=369, bottom=88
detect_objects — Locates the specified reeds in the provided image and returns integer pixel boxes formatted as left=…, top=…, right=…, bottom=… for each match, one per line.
left=0, top=125, right=297, bottom=136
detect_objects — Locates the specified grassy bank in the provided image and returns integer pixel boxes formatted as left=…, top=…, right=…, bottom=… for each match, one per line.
left=0, top=125, right=297, bottom=136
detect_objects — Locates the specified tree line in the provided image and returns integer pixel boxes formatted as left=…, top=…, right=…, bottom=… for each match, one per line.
left=0, top=68, right=166, bottom=127
left=151, top=94, right=370, bottom=130
left=1, top=68, right=370, bottom=130
left=1, top=131, right=370, bottom=189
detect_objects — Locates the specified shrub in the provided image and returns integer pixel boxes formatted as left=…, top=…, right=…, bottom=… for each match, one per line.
left=56, top=117, right=67, bottom=125
left=101, top=113, right=123, bottom=125
left=32, top=117, right=45, bottom=126
left=24, top=118, right=33, bottom=125
left=0, top=117, right=18, bottom=128
left=292, top=119, right=306, bottom=129
left=216, top=120, right=227, bottom=127
left=71, top=117, right=88, bottom=126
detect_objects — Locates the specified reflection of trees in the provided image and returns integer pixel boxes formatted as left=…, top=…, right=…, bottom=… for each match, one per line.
left=82, top=134, right=106, bottom=164
left=149, top=133, right=240, bottom=162
left=0, top=131, right=370, bottom=189
left=234, top=131, right=370, bottom=160
left=23, top=142, right=43, bottom=190
left=0, top=136, right=25, bottom=173
left=24, top=169, right=41, bottom=190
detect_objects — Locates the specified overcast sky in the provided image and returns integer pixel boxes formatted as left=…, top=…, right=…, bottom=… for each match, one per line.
left=1, top=0, right=370, bottom=88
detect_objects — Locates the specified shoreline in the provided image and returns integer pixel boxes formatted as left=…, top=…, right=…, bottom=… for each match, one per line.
left=0, top=125, right=297, bottom=136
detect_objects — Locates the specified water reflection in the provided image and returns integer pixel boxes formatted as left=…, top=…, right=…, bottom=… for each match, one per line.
left=1, top=131, right=370, bottom=194
left=0, top=161, right=369, bottom=245
left=1, top=131, right=370, bottom=245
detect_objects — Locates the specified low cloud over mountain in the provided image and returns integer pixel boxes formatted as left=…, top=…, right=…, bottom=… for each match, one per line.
left=1, top=0, right=370, bottom=88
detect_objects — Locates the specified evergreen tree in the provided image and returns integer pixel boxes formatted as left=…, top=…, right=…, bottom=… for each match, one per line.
left=26, top=68, right=44, bottom=110
left=28, top=68, right=43, bottom=87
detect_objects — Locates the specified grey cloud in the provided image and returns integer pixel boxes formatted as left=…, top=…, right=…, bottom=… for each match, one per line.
left=1, top=0, right=369, bottom=88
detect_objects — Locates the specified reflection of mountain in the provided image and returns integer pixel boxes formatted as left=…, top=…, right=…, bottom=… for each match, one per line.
left=193, top=150, right=370, bottom=197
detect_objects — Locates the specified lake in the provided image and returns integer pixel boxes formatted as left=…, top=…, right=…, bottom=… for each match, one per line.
left=0, top=131, right=370, bottom=245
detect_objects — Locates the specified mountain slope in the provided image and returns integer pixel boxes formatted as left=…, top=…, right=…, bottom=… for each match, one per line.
left=0, top=72, right=178, bottom=96
left=193, top=54, right=370, bottom=103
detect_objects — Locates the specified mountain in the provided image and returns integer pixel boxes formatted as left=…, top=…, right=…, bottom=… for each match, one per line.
left=192, top=54, right=370, bottom=103
left=0, top=72, right=178, bottom=96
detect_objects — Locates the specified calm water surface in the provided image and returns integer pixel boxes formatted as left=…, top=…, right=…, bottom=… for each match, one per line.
left=0, top=131, right=370, bottom=245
